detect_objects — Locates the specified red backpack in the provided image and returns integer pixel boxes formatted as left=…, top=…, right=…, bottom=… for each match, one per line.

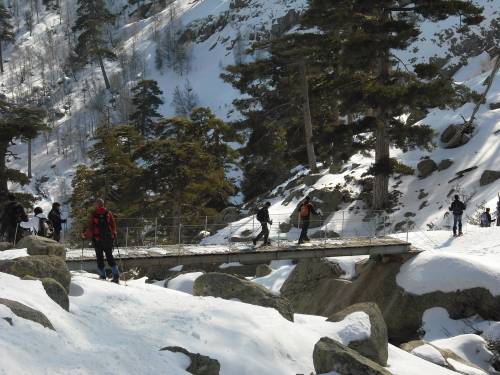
left=299, top=203, right=311, bottom=219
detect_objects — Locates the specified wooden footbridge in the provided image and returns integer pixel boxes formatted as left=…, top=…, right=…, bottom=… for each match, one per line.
left=65, top=237, right=418, bottom=272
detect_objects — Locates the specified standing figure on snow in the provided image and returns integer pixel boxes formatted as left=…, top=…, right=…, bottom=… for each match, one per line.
left=83, top=199, right=120, bottom=283
left=48, top=202, right=67, bottom=242
left=253, top=202, right=272, bottom=246
left=0, top=193, right=28, bottom=243
left=449, top=194, right=466, bottom=236
left=497, top=194, right=500, bottom=227
left=480, top=208, right=493, bottom=227
left=297, top=196, right=321, bottom=244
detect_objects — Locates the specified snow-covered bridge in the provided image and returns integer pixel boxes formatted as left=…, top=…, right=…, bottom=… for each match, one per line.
left=65, top=237, right=416, bottom=272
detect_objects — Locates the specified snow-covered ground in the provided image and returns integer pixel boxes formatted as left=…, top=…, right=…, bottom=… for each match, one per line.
left=0, top=269, right=459, bottom=375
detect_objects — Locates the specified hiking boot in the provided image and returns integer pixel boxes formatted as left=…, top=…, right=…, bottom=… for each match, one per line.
left=252, top=238, right=257, bottom=246
left=111, top=275, right=120, bottom=284
left=264, top=240, right=271, bottom=246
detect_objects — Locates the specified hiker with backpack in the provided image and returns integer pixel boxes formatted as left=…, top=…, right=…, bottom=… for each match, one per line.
left=297, top=196, right=321, bottom=244
left=83, top=199, right=120, bottom=283
left=0, top=193, right=29, bottom=243
left=480, top=208, right=493, bottom=227
left=449, top=194, right=466, bottom=236
left=48, top=202, right=66, bottom=242
left=20, top=207, right=53, bottom=238
left=253, top=202, right=272, bottom=246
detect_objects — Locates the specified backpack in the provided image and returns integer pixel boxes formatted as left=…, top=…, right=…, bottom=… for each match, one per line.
left=256, top=207, right=267, bottom=222
left=96, top=210, right=112, bottom=241
left=299, top=203, right=311, bottom=219
left=38, top=217, right=53, bottom=238
left=480, top=212, right=489, bottom=227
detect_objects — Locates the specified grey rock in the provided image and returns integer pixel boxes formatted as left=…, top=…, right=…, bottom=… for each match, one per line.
left=417, top=159, right=437, bottom=178
left=0, top=256, right=71, bottom=292
left=304, top=174, right=323, bottom=186
left=15, top=235, right=66, bottom=258
left=161, top=346, right=220, bottom=375
left=437, top=159, right=453, bottom=171
left=328, top=302, right=388, bottom=366
left=480, top=170, right=500, bottom=186
left=194, top=273, right=294, bottom=321
left=0, top=298, right=54, bottom=330
left=313, top=337, right=392, bottom=375
left=255, top=264, right=272, bottom=277
left=22, top=275, right=69, bottom=311
left=440, top=124, right=460, bottom=143
left=279, top=221, right=291, bottom=233
left=0, top=242, right=12, bottom=251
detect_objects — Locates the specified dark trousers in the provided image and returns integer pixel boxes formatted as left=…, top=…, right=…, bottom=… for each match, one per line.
left=453, top=214, right=463, bottom=235
left=299, top=219, right=310, bottom=243
left=53, top=230, right=61, bottom=242
left=94, top=239, right=116, bottom=270
left=255, top=222, right=269, bottom=243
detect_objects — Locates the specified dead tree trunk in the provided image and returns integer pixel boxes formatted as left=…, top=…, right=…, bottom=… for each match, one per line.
left=299, top=60, right=318, bottom=173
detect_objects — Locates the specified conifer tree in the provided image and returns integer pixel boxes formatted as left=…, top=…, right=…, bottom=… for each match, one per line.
left=0, top=2, right=14, bottom=74
left=130, top=79, right=164, bottom=136
left=0, top=100, right=46, bottom=198
left=308, top=0, right=483, bottom=209
left=73, top=0, right=115, bottom=89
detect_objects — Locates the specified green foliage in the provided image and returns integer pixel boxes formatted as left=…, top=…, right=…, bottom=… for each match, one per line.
left=0, top=99, right=46, bottom=198
left=130, top=80, right=164, bottom=136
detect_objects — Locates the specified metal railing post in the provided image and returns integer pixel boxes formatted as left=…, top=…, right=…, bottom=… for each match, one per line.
left=277, top=222, right=280, bottom=247
left=178, top=223, right=182, bottom=246
left=204, top=216, right=208, bottom=232
left=154, top=217, right=158, bottom=246
left=228, top=223, right=232, bottom=248
left=341, top=211, right=345, bottom=238
left=406, top=217, right=410, bottom=242
left=125, top=227, right=129, bottom=249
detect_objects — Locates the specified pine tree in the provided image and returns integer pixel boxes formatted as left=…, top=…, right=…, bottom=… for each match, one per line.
left=0, top=2, right=14, bottom=74
left=172, top=80, right=198, bottom=118
left=0, top=99, right=46, bottom=199
left=129, top=79, right=164, bottom=136
left=72, top=0, right=115, bottom=89
left=309, top=0, right=483, bottom=210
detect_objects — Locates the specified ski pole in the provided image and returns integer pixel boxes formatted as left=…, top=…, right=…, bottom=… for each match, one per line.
left=14, top=222, right=19, bottom=245
left=114, top=238, right=126, bottom=286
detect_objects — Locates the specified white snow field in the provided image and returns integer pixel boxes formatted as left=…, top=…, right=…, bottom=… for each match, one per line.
left=0, top=269, right=456, bottom=375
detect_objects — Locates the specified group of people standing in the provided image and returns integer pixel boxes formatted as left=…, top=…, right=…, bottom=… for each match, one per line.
left=449, top=194, right=499, bottom=237
left=0, top=194, right=66, bottom=243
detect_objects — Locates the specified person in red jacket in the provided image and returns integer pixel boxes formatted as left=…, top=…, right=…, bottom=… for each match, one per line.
left=83, top=199, right=120, bottom=283
left=297, top=196, right=321, bottom=244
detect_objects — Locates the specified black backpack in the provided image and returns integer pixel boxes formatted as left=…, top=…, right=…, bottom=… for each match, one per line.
left=256, top=207, right=267, bottom=222
left=96, top=210, right=112, bottom=241
left=38, top=217, right=53, bottom=238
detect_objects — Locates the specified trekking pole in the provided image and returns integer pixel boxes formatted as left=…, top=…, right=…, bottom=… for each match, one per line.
left=13, top=222, right=19, bottom=245
left=114, top=238, right=127, bottom=286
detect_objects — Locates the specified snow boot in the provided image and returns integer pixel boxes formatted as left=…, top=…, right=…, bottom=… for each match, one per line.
left=98, top=267, right=106, bottom=280
left=252, top=238, right=257, bottom=246
left=111, top=265, right=120, bottom=284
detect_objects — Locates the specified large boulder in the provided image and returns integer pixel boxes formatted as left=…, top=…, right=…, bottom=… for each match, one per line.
left=289, top=188, right=344, bottom=228
left=440, top=124, right=460, bottom=143
left=0, top=298, right=54, bottom=330
left=22, top=276, right=69, bottom=311
left=161, top=346, right=220, bottom=375
left=15, top=235, right=66, bottom=258
left=328, top=303, right=388, bottom=366
left=194, top=272, right=294, bottom=321
left=0, top=242, right=12, bottom=251
left=417, top=159, right=437, bottom=178
left=0, top=256, right=71, bottom=292
left=313, top=337, right=392, bottom=375
left=437, top=159, right=453, bottom=171
left=479, top=170, right=500, bottom=186
left=281, top=255, right=500, bottom=344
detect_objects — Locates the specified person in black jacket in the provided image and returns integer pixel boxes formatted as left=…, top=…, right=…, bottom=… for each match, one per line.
left=48, top=202, right=66, bottom=242
left=449, top=194, right=466, bottom=236
left=0, top=193, right=29, bottom=243
left=253, top=202, right=272, bottom=246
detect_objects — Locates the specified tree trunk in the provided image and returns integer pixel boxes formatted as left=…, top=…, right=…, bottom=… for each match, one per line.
left=0, top=40, right=4, bottom=74
left=0, top=142, right=9, bottom=197
left=98, top=54, right=111, bottom=90
left=299, top=60, right=318, bottom=173
left=28, top=140, right=32, bottom=179
left=372, top=11, right=391, bottom=211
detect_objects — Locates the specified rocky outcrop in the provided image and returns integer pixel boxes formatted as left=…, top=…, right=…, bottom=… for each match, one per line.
left=194, top=273, right=294, bottom=321
left=281, top=255, right=500, bottom=344
left=313, top=337, right=392, bottom=375
left=0, top=242, right=12, bottom=251
left=15, top=235, right=66, bottom=258
left=0, top=298, right=54, bottom=330
left=161, top=346, right=220, bottom=375
left=328, top=303, right=388, bottom=366
left=0, top=256, right=71, bottom=292
left=479, top=170, right=500, bottom=186
left=437, top=159, right=453, bottom=171
left=22, top=275, right=69, bottom=311
left=417, top=159, right=437, bottom=178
